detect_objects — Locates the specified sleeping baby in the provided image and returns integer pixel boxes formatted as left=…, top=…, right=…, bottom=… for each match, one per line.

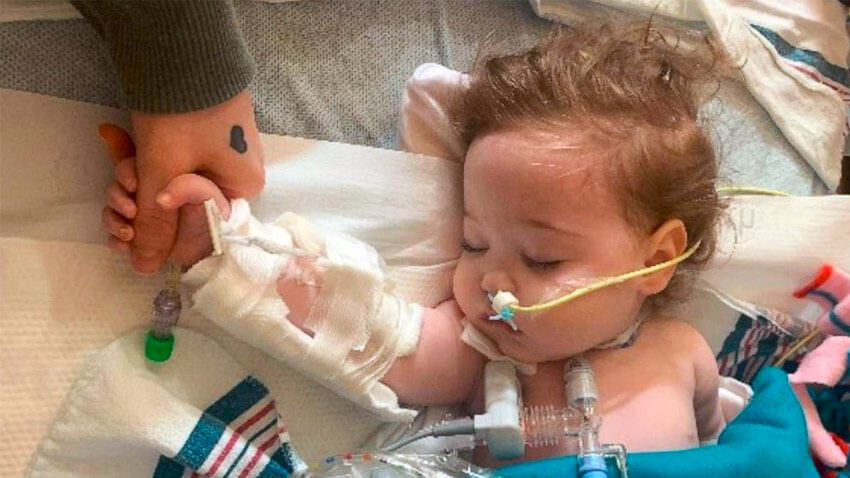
left=100, top=23, right=727, bottom=464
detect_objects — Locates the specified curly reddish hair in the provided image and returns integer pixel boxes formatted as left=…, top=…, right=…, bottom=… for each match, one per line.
left=454, top=22, right=729, bottom=311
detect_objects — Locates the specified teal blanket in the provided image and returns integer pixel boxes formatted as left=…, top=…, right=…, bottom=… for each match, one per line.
left=497, top=367, right=817, bottom=478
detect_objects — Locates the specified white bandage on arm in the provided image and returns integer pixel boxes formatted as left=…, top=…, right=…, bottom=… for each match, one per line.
left=184, top=199, right=424, bottom=421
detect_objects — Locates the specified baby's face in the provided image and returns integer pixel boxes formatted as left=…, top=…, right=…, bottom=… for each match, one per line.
left=453, top=127, right=650, bottom=363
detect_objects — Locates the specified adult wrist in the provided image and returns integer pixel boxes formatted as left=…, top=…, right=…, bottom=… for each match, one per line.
left=72, top=0, right=255, bottom=113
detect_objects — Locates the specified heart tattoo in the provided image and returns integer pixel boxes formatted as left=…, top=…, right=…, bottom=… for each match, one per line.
left=229, top=125, right=248, bottom=154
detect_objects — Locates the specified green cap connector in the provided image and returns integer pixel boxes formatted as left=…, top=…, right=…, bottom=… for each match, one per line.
left=145, top=331, right=174, bottom=362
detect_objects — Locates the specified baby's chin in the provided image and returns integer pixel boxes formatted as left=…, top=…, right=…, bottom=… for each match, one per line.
left=495, top=337, right=592, bottom=365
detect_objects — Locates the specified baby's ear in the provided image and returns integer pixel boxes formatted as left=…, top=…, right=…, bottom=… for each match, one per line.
left=637, top=219, right=687, bottom=296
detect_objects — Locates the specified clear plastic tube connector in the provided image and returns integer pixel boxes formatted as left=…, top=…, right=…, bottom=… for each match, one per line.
left=151, top=287, right=181, bottom=338
left=521, top=405, right=581, bottom=448
left=145, top=264, right=182, bottom=362
left=564, top=358, right=598, bottom=412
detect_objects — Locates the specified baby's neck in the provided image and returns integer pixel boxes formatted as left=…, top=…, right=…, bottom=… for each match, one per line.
left=518, top=359, right=568, bottom=409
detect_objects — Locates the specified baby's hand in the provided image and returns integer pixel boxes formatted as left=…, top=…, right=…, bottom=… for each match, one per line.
left=99, top=124, right=232, bottom=268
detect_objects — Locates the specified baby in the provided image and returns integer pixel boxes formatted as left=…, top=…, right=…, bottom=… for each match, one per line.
left=101, top=24, right=726, bottom=464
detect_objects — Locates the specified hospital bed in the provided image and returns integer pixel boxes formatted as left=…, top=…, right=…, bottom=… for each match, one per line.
left=1, top=1, right=848, bottom=477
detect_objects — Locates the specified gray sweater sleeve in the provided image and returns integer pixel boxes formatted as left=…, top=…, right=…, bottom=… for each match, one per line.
left=71, top=0, right=255, bottom=113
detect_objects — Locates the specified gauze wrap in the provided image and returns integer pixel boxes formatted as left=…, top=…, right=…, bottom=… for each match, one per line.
left=183, top=199, right=423, bottom=421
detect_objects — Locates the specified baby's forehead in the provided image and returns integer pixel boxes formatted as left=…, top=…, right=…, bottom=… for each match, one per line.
left=464, top=127, right=624, bottom=222
left=467, top=127, right=612, bottom=195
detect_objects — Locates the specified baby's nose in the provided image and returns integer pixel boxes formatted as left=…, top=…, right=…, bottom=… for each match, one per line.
left=481, top=269, right=516, bottom=296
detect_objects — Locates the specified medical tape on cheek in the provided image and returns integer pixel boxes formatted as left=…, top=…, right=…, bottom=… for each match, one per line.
left=507, top=241, right=702, bottom=317
left=521, top=277, right=607, bottom=320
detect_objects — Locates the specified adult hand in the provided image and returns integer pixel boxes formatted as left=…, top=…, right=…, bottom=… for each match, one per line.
left=125, top=89, right=264, bottom=274
left=99, top=125, right=234, bottom=270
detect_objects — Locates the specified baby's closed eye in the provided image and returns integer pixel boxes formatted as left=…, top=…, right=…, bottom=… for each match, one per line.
left=521, top=255, right=564, bottom=271
left=460, top=241, right=487, bottom=253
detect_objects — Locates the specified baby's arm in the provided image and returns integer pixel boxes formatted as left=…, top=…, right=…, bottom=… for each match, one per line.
left=691, top=331, right=726, bottom=442
left=105, top=160, right=482, bottom=410
left=381, top=301, right=484, bottom=405
left=279, top=268, right=484, bottom=406
left=104, top=144, right=483, bottom=412
left=103, top=147, right=483, bottom=411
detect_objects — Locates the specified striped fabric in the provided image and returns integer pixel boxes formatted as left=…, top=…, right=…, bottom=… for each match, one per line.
left=716, top=313, right=810, bottom=383
left=152, top=376, right=297, bottom=478
left=751, top=23, right=850, bottom=121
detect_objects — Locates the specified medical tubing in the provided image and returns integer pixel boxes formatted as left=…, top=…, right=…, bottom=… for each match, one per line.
left=384, top=406, right=592, bottom=452
left=521, top=405, right=581, bottom=448
left=564, top=358, right=598, bottom=411
left=579, top=453, right=608, bottom=478
left=383, top=406, right=596, bottom=453
left=150, top=264, right=182, bottom=338
left=151, top=287, right=181, bottom=338
left=382, top=417, right=475, bottom=452
left=774, top=328, right=821, bottom=367
left=510, top=241, right=701, bottom=314
left=716, top=186, right=790, bottom=196
left=576, top=413, right=606, bottom=478
left=565, top=358, right=608, bottom=477
left=145, top=264, right=183, bottom=362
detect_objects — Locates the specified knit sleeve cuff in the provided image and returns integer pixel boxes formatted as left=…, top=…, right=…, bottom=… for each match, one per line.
left=72, top=0, right=255, bottom=113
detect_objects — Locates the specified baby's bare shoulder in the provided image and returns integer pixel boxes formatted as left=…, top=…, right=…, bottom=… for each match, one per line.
left=641, top=317, right=705, bottom=344
left=637, top=317, right=713, bottom=366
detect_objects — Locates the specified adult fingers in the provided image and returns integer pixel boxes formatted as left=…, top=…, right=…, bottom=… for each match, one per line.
left=114, top=157, right=138, bottom=193
left=131, top=194, right=178, bottom=274
left=131, top=159, right=180, bottom=275
left=98, top=123, right=136, bottom=165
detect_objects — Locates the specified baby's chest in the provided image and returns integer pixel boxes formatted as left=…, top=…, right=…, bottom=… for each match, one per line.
left=589, top=352, right=699, bottom=451
left=472, top=354, right=698, bottom=467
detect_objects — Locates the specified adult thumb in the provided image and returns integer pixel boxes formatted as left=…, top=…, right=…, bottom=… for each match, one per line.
left=130, top=164, right=178, bottom=274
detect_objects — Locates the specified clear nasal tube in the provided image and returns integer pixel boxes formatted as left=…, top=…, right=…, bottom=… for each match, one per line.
left=489, top=241, right=701, bottom=323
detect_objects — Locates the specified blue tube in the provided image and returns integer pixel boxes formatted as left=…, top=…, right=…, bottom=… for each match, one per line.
left=578, top=453, right=607, bottom=478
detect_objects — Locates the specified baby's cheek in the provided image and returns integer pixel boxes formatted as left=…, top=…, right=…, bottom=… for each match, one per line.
left=535, top=313, right=601, bottom=358
left=578, top=286, right=643, bottom=342
left=452, top=260, right=478, bottom=318
left=530, top=288, right=638, bottom=357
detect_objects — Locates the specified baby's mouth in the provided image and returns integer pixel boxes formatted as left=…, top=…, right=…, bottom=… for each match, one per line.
left=478, top=313, right=522, bottom=335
